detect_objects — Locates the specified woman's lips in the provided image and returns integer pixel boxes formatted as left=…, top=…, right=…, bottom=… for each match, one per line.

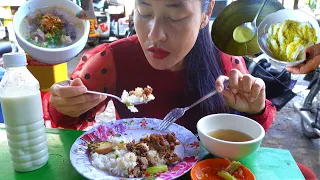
left=147, top=47, right=170, bottom=60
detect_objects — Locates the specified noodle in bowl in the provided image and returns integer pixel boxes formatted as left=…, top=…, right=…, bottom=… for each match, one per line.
left=13, top=0, right=89, bottom=64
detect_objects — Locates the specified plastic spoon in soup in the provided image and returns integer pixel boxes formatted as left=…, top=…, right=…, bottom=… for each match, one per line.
left=233, top=0, right=268, bottom=43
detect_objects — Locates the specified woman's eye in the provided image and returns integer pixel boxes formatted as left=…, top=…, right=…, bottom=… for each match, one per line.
left=138, top=11, right=152, bottom=18
left=142, top=14, right=152, bottom=18
left=168, top=17, right=183, bottom=22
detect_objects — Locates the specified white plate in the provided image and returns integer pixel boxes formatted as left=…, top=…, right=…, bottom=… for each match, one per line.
left=70, top=118, right=200, bottom=180
left=257, top=9, right=320, bottom=67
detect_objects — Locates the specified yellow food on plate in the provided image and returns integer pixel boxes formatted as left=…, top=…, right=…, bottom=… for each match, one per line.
left=266, top=20, right=317, bottom=61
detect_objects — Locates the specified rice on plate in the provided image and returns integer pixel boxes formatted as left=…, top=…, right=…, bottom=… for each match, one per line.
left=70, top=118, right=201, bottom=180
left=90, top=136, right=136, bottom=177
left=89, top=133, right=180, bottom=178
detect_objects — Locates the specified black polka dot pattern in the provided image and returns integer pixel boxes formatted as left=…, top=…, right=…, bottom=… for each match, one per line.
left=235, top=59, right=240, bottom=64
left=100, top=51, right=106, bottom=56
left=88, top=117, right=94, bottom=122
left=82, top=56, right=88, bottom=61
left=103, top=88, right=108, bottom=93
left=84, top=73, right=91, bottom=80
left=230, top=57, right=233, bottom=62
left=101, top=68, right=108, bottom=74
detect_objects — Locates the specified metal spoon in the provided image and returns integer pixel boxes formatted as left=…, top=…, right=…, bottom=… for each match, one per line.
left=233, top=0, right=268, bottom=43
left=56, top=80, right=149, bottom=106
left=86, top=90, right=152, bottom=105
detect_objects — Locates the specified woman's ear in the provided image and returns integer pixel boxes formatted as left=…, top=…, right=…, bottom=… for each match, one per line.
left=200, top=0, right=215, bottom=29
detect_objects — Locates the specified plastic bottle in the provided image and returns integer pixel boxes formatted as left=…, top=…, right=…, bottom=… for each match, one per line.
left=0, top=52, right=48, bottom=172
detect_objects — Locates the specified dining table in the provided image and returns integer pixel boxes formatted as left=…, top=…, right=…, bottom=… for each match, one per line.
left=0, top=126, right=305, bottom=180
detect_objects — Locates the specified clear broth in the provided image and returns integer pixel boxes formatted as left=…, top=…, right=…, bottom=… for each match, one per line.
left=208, top=129, right=253, bottom=142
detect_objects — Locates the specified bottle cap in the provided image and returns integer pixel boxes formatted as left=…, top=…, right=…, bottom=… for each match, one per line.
left=3, top=52, right=27, bottom=68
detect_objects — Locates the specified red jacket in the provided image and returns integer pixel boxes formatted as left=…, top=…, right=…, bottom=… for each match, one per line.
left=47, top=35, right=276, bottom=132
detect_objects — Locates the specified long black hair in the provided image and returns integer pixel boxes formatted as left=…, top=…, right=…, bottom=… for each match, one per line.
left=184, top=0, right=230, bottom=115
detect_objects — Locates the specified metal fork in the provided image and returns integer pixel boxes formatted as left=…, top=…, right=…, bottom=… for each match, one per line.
left=158, top=89, right=219, bottom=132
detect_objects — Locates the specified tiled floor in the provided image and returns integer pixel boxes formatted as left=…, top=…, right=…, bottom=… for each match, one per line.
left=67, top=45, right=320, bottom=178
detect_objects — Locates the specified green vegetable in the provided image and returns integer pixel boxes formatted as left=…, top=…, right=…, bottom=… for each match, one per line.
left=46, top=32, right=62, bottom=47
left=225, top=161, right=241, bottom=174
left=217, top=161, right=241, bottom=180
left=217, top=171, right=237, bottom=180
left=146, top=165, right=168, bottom=174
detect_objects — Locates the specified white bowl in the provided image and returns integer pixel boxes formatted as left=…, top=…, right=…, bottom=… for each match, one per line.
left=13, top=0, right=90, bottom=65
left=197, top=114, right=265, bottom=160
left=257, top=9, right=320, bottom=67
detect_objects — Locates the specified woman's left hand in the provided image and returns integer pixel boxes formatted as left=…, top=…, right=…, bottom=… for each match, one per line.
left=216, top=69, right=266, bottom=115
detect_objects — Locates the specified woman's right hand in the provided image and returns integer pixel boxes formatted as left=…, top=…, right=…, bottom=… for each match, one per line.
left=49, top=78, right=107, bottom=117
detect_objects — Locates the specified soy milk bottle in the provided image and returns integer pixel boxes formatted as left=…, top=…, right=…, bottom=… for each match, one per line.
left=0, top=53, right=48, bottom=172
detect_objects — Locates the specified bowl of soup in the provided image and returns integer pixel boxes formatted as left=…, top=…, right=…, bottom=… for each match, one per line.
left=13, top=0, right=90, bottom=64
left=197, top=114, right=265, bottom=160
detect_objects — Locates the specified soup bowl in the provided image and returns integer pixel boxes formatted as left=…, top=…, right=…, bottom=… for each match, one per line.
left=197, top=114, right=265, bottom=160
left=13, top=0, right=90, bottom=65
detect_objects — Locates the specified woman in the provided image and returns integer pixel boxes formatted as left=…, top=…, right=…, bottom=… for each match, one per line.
left=286, top=43, right=320, bottom=74
left=48, top=0, right=276, bottom=132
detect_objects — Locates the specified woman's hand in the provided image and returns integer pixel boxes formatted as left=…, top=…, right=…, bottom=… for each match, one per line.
left=286, top=43, right=320, bottom=74
left=50, top=78, right=107, bottom=117
left=216, top=69, right=266, bottom=115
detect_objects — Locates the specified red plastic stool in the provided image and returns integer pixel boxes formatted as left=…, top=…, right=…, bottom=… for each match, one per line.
left=297, top=163, right=317, bottom=180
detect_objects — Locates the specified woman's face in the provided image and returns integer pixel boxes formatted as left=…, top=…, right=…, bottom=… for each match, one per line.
left=134, top=0, right=207, bottom=71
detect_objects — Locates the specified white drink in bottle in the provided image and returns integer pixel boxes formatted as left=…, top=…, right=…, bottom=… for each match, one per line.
left=0, top=53, right=48, bottom=172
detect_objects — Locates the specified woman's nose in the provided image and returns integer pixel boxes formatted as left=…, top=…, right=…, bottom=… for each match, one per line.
left=148, top=19, right=167, bottom=42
